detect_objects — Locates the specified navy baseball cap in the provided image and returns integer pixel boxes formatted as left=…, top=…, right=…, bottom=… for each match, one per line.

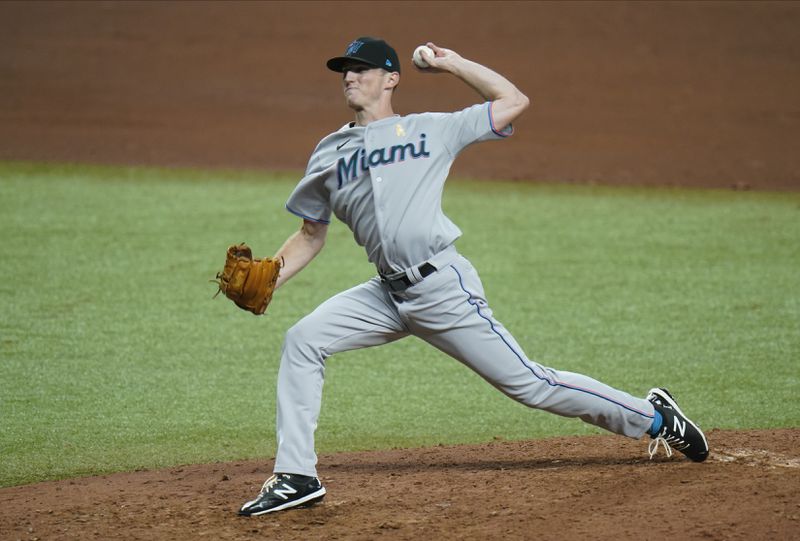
left=327, top=37, right=401, bottom=74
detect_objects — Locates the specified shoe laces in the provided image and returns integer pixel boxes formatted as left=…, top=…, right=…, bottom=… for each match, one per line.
left=648, top=436, right=674, bottom=459
left=259, top=474, right=282, bottom=494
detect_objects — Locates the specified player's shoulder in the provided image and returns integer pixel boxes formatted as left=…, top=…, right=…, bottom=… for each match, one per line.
left=312, top=122, right=360, bottom=152
left=323, top=122, right=358, bottom=141
left=403, top=111, right=448, bottom=121
left=403, top=103, right=489, bottom=121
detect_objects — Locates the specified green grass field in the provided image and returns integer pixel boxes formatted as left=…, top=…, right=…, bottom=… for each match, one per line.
left=1, top=161, right=798, bottom=488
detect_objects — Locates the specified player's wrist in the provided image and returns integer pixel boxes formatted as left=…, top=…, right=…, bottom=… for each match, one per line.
left=441, top=54, right=468, bottom=76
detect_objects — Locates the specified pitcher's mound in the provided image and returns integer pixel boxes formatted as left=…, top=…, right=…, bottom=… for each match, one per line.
left=1, top=429, right=798, bottom=540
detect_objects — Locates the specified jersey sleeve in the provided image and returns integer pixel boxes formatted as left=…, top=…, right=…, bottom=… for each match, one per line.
left=438, top=101, right=513, bottom=156
left=285, top=151, right=333, bottom=224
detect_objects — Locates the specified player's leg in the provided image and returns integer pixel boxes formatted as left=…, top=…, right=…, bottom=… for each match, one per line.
left=240, top=277, right=408, bottom=516
left=273, top=277, right=408, bottom=477
left=399, top=255, right=654, bottom=439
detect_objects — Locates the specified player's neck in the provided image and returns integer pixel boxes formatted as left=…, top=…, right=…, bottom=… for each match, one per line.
left=353, top=100, right=395, bottom=127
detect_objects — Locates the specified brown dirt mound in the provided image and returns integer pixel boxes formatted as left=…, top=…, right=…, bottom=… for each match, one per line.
left=2, top=429, right=798, bottom=540
left=1, top=2, right=799, bottom=190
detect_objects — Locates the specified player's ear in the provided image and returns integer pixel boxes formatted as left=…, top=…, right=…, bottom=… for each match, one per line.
left=385, top=71, right=400, bottom=90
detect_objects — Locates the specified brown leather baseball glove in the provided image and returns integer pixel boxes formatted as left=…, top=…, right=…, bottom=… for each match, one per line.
left=212, top=243, right=282, bottom=315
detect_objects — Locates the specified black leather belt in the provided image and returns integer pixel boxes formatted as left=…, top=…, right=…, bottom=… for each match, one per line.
left=380, top=262, right=437, bottom=293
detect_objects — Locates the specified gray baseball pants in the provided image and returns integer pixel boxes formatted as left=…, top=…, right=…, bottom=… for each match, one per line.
left=273, top=248, right=655, bottom=477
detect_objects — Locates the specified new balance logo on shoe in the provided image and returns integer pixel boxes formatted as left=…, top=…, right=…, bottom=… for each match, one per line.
left=273, top=482, right=297, bottom=500
left=673, top=416, right=686, bottom=438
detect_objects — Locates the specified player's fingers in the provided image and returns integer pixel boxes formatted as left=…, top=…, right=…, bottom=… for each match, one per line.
left=426, top=42, right=445, bottom=57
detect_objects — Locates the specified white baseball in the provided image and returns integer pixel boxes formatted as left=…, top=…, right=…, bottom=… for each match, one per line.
left=412, top=45, right=434, bottom=68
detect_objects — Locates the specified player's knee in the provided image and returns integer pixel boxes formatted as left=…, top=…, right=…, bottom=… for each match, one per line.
left=283, top=318, right=326, bottom=362
left=284, top=320, right=313, bottom=348
left=493, top=377, right=553, bottom=409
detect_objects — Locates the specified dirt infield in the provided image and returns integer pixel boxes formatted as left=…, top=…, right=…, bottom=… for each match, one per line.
left=1, top=1, right=799, bottom=189
left=2, top=429, right=798, bottom=540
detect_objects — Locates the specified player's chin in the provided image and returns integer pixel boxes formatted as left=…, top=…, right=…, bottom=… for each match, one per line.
left=344, top=95, right=362, bottom=110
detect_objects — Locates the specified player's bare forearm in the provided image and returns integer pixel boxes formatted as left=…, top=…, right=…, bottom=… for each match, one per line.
left=425, top=42, right=530, bottom=131
left=273, top=220, right=328, bottom=289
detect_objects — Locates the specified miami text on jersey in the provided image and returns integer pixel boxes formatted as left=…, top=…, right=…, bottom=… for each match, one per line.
left=337, top=134, right=430, bottom=187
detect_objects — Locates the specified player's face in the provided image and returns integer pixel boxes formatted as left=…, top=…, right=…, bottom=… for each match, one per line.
left=341, top=63, right=391, bottom=110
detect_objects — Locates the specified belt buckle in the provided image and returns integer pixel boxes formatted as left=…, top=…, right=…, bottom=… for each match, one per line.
left=381, top=269, right=403, bottom=288
left=387, top=277, right=408, bottom=293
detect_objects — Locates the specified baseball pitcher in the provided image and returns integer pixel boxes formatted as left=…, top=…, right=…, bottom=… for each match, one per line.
left=232, top=37, right=709, bottom=516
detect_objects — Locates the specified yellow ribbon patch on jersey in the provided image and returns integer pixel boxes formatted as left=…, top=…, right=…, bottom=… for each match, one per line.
left=395, top=124, right=406, bottom=137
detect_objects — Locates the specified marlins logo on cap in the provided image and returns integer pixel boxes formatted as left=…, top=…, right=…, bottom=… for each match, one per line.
left=345, top=40, right=365, bottom=56
left=327, top=37, right=401, bottom=74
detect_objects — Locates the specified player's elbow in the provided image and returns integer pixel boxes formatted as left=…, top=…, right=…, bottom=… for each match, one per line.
left=491, top=90, right=530, bottom=132
left=514, top=90, right=530, bottom=114
left=520, top=92, right=531, bottom=111
left=301, top=220, right=328, bottom=251
left=502, top=89, right=530, bottom=118
left=502, top=90, right=530, bottom=125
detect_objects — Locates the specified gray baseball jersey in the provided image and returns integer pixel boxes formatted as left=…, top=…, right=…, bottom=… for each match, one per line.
left=286, top=103, right=506, bottom=274
left=273, top=102, right=655, bottom=477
